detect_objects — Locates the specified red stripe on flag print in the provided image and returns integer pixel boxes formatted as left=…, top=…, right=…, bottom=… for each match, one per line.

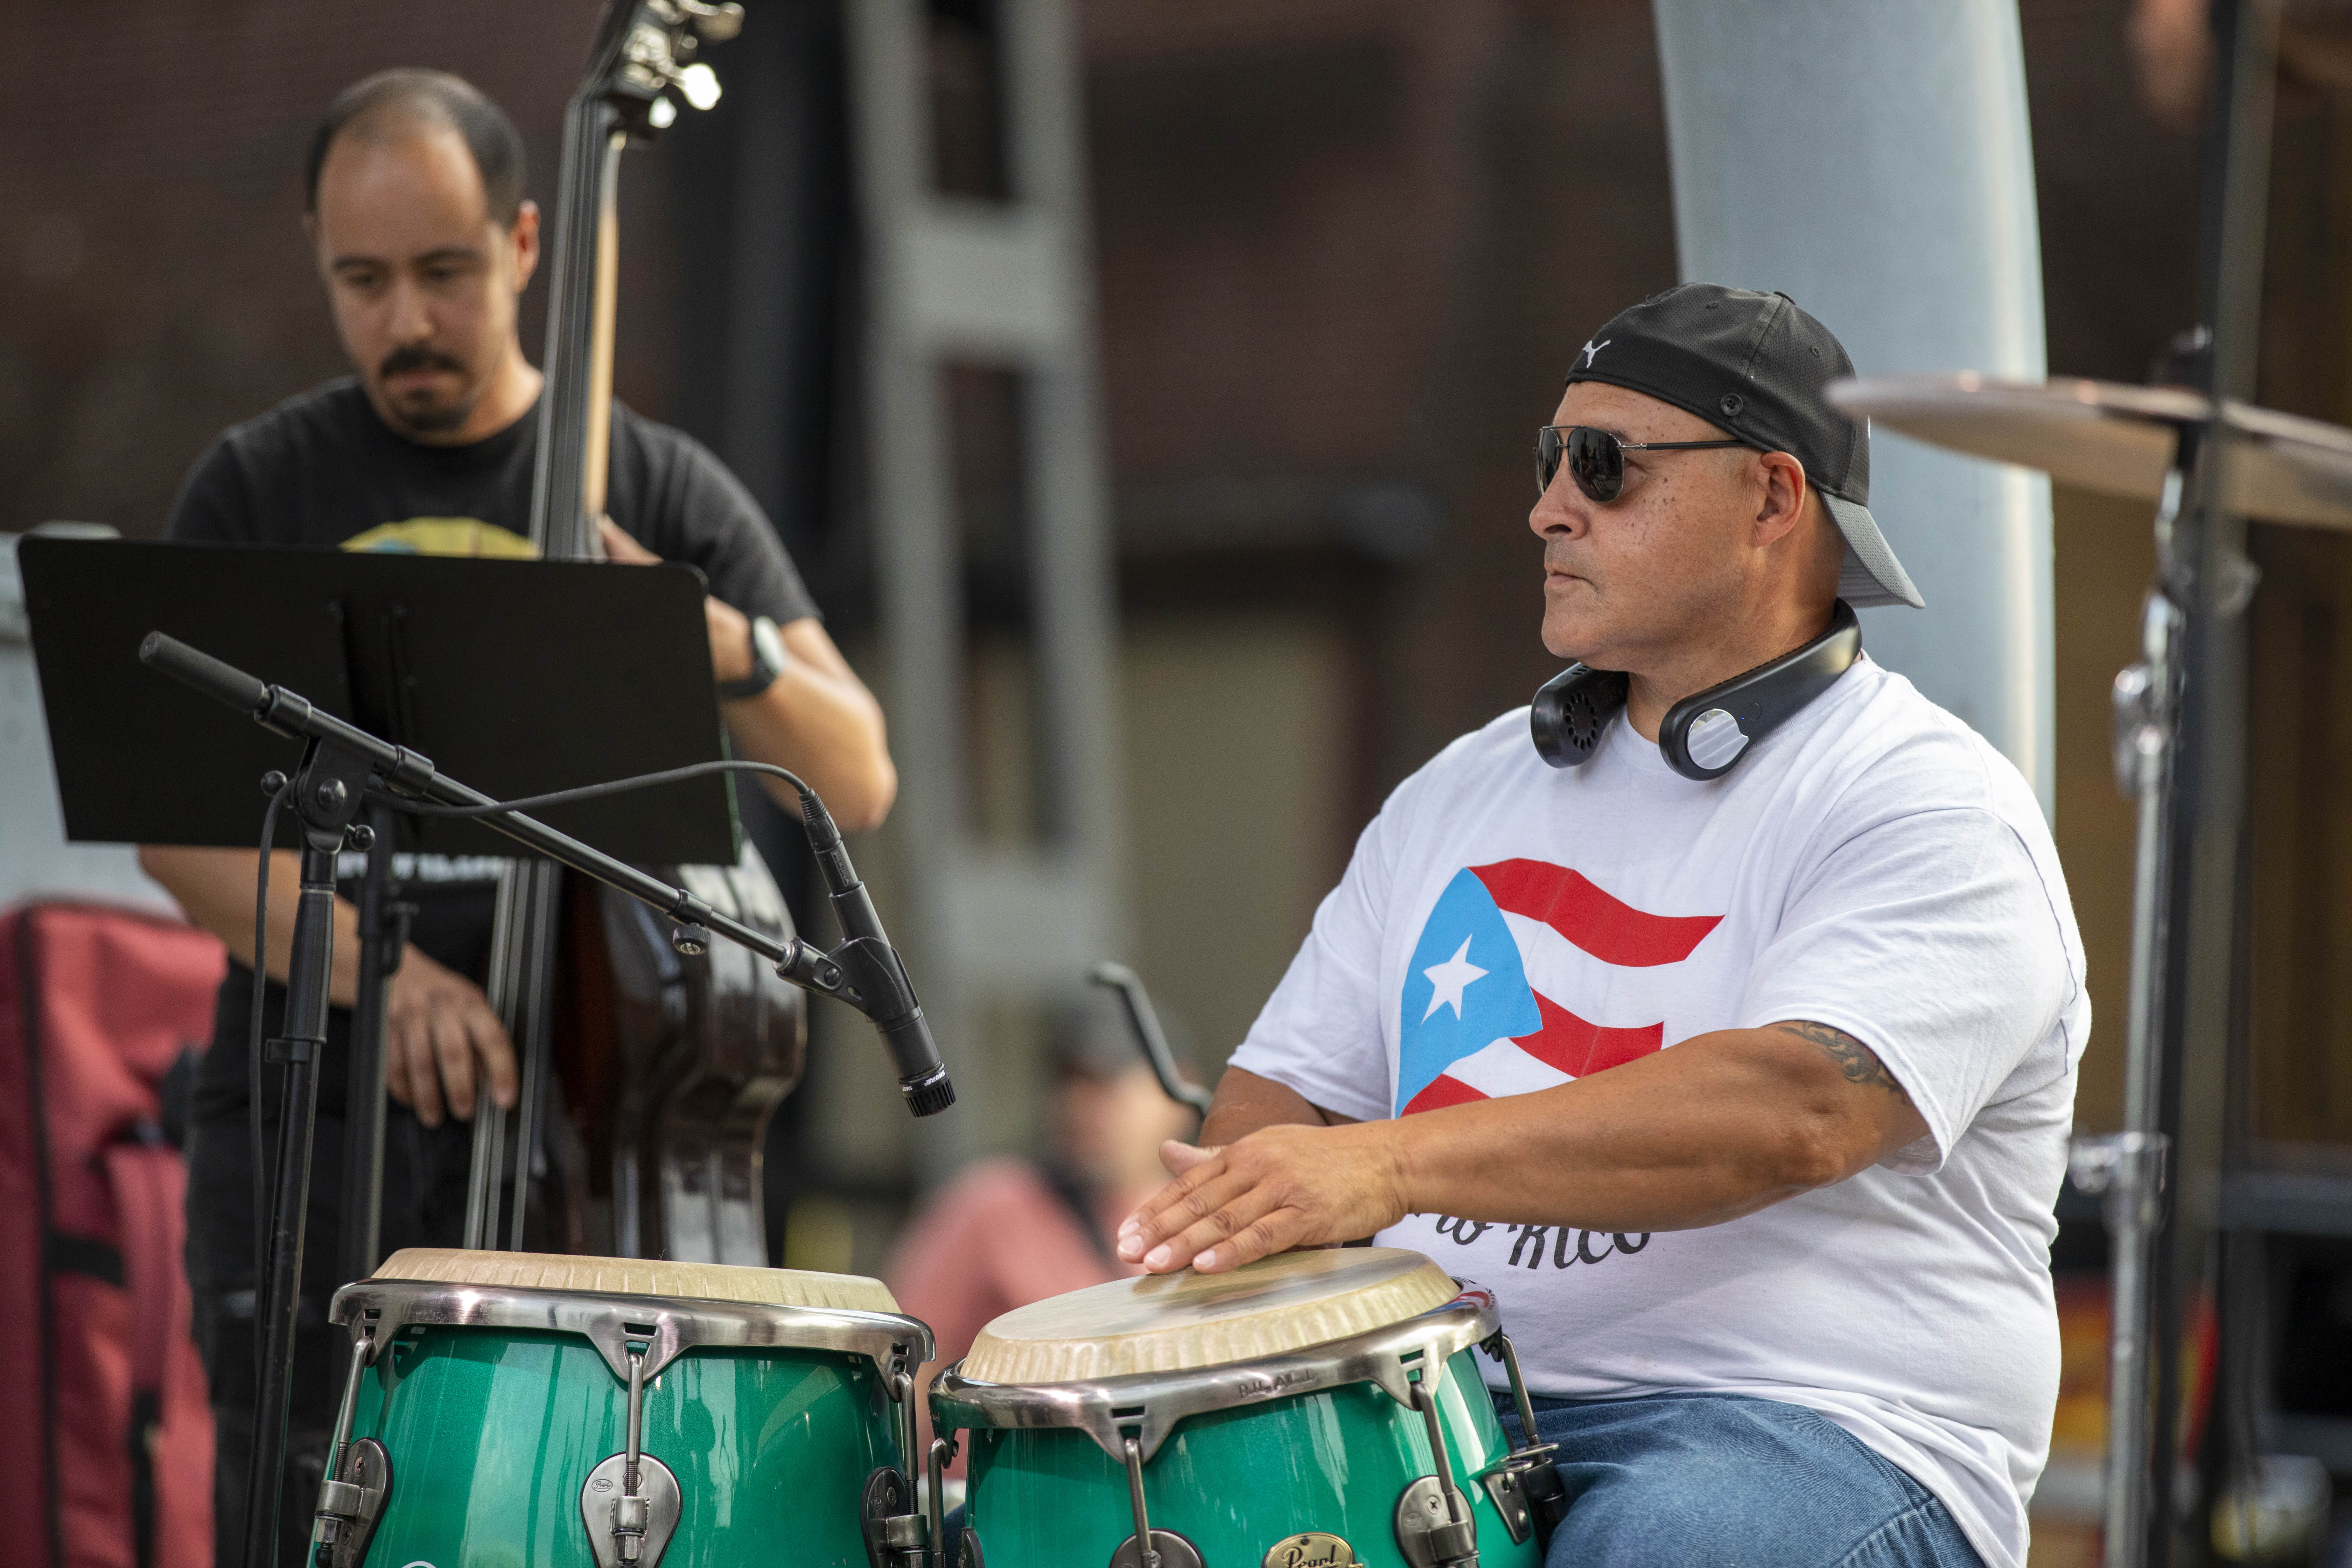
left=1470, top=859, right=1721, bottom=967
left=1510, top=993, right=1662, bottom=1079
left=1402, top=1073, right=1490, bottom=1116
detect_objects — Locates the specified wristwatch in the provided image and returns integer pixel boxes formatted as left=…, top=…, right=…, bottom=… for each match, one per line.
left=717, top=615, right=787, bottom=700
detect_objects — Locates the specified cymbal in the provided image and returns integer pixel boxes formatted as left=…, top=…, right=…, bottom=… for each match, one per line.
left=1827, top=374, right=2352, bottom=532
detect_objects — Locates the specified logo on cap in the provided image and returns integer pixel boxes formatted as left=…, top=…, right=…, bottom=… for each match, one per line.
left=1581, top=338, right=1610, bottom=367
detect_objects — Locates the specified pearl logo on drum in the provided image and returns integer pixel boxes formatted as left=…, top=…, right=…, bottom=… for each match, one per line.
left=1263, top=1532, right=1358, bottom=1567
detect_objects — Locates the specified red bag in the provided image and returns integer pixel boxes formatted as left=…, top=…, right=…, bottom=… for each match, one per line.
left=0, top=902, right=225, bottom=1568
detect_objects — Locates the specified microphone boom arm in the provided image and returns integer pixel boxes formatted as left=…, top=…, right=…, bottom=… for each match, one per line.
left=138, top=630, right=953, bottom=1115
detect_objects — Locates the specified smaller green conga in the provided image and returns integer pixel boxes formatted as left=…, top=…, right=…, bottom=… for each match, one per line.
left=932, top=1248, right=1565, bottom=1568
left=309, top=1249, right=936, bottom=1568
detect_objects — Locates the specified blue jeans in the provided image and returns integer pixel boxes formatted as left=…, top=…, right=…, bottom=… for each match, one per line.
left=1499, top=1392, right=1987, bottom=1568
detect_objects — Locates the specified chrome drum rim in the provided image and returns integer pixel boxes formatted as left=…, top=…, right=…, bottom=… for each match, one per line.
left=931, top=1284, right=1498, bottom=1462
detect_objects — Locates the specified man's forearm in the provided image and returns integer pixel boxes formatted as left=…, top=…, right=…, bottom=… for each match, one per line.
left=1388, top=1025, right=1912, bottom=1233
left=138, top=845, right=364, bottom=1006
left=603, top=522, right=898, bottom=833
left=1124, top=1023, right=1930, bottom=1274
left=722, top=621, right=897, bottom=833
left=1199, top=1065, right=1357, bottom=1147
left=725, top=666, right=894, bottom=830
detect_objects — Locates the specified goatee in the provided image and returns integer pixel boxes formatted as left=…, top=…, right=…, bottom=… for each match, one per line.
left=377, top=345, right=479, bottom=436
left=387, top=392, right=477, bottom=436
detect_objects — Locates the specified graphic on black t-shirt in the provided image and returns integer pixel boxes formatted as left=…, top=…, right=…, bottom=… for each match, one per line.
left=164, top=377, right=820, bottom=629
left=340, top=516, right=539, bottom=556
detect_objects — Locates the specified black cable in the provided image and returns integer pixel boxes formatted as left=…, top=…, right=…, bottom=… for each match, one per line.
left=372, top=758, right=813, bottom=818
left=249, top=777, right=292, bottom=1391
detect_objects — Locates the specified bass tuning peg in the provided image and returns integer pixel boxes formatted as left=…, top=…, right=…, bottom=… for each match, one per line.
left=679, top=0, right=742, bottom=41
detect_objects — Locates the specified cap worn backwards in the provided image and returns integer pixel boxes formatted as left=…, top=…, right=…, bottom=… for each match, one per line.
left=1564, top=282, right=1923, bottom=610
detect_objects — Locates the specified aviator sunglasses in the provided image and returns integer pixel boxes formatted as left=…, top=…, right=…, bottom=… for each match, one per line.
left=1535, top=423, right=1747, bottom=503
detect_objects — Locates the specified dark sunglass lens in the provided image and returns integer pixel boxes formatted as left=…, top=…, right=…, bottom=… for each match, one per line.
left=1566, top=426, right=1623, bottom=502
left=1535, top=426, right=1563, bottom=497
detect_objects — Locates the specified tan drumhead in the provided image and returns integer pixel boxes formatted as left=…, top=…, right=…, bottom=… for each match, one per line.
left=373, top=1247, right=901, bottom=1314
left=961, top=1247, right=1458, bottom=1384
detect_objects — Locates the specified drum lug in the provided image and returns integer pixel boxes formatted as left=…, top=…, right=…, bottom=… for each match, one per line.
left=1109, top=1435, right=1205, bottom=1568
left=583, top=1344, right=682, bottom=1568
left=310, top=1438, right=391, bottom=1568
left=860, top=1465, right=929, bottom=1568
left=1395, top=1375, right=1478, bottom=1568
left=1504, top=1453, right=1567, bottom=1547
left=313, top=1330, right=389, bottom=1568
left=928, top=1435, right=955, bottom=1566
left=1477, top=1467, right=1531, bottom=1547
left=580, top=1451, right=682, bottom=1568
left=1394, top=1475, right=1479, bottom=1568
left=1110, top=1532, right=1204, bottom=1568
left=1478, top=1329, right=1567, bottom=1548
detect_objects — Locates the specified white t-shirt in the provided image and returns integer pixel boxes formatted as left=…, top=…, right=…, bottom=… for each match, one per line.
left=1229, top=657, right=2086, bottom=1568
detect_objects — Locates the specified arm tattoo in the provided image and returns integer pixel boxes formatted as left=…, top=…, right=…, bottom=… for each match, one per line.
left=1772, top=1020, right=1908, bottom=1097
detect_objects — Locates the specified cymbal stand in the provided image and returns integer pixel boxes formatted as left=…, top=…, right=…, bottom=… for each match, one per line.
left=2076, top=4, right=2279, bottom=1564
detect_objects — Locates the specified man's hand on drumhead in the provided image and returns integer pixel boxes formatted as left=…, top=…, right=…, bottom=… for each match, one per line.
left=1115, top=1122, right=1409, bottom=1273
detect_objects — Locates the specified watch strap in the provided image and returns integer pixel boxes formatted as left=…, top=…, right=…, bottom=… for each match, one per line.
left=717, top=615, right=784, bottom=700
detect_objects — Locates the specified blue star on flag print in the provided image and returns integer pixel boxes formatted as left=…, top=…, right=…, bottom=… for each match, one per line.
left=1395, top=860, right=1723, bottom=1116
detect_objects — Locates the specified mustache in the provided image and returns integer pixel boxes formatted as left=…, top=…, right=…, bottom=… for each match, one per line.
left=378, top=345, right=468, bottom=380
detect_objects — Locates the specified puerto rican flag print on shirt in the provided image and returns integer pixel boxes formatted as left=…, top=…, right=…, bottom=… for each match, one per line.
left=1396, top=860, right=1722, bottom=1115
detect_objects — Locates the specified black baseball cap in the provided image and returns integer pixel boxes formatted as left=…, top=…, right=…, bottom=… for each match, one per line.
left=1563, top=282, right=1923, bottom=609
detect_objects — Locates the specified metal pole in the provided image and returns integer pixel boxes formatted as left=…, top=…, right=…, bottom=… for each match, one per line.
left=2079, top=4, right=2279, bottom=1563
left=2151, top=4, right=2277, bottom=1561
left=338, top=803, right=394, bottom=1286
left=244, top=833, right=340, bottom=1568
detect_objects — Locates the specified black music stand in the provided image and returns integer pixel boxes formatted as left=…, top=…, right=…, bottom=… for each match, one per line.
left=18, top=536, right=740, bottom=1565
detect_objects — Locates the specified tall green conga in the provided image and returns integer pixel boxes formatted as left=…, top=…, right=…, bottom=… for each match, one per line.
left=931, top=1248, right=1564, bottom=1568
left=309, top=1249, right=937, bottom=1568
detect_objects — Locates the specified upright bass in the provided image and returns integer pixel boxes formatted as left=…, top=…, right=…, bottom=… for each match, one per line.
left=463, top=0, right=806, bottom=1264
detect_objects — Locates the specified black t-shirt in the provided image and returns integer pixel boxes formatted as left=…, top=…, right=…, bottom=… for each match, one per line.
left=166, top=377, right=821, bottom=1122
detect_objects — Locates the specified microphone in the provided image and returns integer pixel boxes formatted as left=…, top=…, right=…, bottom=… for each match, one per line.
left=798, top=792, right=955, bottom=1118
left=141, top=631, right=270, bottom=715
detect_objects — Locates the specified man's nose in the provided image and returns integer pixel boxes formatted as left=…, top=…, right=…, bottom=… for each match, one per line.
left=1528, top=477, right=1588, bottom=539
left=386, top=277, right=433, bottom=342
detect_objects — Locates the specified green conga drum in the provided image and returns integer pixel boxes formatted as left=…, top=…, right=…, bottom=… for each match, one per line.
left=932, top=1248, right=1560, bottom=1568
left=309, top=1249, right=936, bottom=1568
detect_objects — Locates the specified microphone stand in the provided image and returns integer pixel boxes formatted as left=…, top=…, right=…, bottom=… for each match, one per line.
left=238, top=725, right=374, bottom=1568
left=338, top=802, right=405, bottom=1290
left=139, top=631, right=951, bottom=1568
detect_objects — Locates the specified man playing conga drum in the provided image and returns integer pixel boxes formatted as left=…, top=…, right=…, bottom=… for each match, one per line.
left=1119, top=284, right=2085, bottom=1568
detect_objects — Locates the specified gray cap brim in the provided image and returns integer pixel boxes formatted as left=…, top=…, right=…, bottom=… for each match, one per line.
left=1823, top=492, right=1924, bottom=609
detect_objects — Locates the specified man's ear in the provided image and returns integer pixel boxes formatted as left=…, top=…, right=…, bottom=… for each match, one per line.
left=509, top=200, right=542, bottom=293
left=1752, top=450, right=1810, bottom=547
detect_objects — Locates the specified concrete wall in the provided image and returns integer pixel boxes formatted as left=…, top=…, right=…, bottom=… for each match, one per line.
left=1653, top=0, right=2056, bottom=812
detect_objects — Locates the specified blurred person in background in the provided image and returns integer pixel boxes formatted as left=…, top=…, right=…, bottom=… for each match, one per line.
left=888, top=1013, right=1199, bottom=1469
left=134, top=68, right=894, bottom=1562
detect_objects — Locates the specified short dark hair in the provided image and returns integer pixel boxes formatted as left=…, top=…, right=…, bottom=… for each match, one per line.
left=305, top=70, right=526, bottom=227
